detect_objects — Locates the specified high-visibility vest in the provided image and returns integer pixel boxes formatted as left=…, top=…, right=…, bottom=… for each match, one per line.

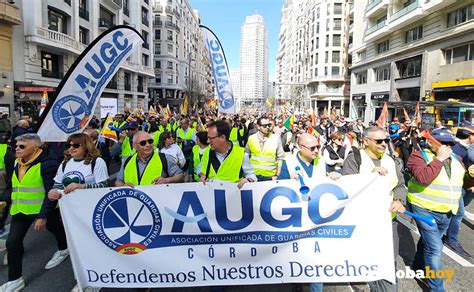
left=172, top=121, right=179, bottom=132
left=192, top=145, right=208, bottom=181
left=0, top=144, right=7, bottom=171
left=248, top=133, right=279, bottom=176
left=176, top=128, right=195, bottom=140
left=123, top=151, right=164, bottom=186
left=201, top=145, right=244, bottom=182
left=284, top=153, right=326, bottom=179
left=114, top=120, right=127, bottom=129
left=121, top=136, right=135, bottom=160
left=192, top=121, right=198, bottom=129
left=152, top=130, right=163, bottom=146
left=408, top=150, right=464, bottom=214
left=10, top=163, right=45, bottom=215
left=359, top=149, right=398, bottom=219
left=159, top=124, right=172, bottom=132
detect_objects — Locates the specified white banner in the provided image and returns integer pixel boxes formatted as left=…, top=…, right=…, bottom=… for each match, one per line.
left=100, top=97, right=118, bottom=119
left=60, top=174, right=395, bottom=289
left=200, top=26, right=236, bottom=114
left=37, top=26, right=143, bottom=141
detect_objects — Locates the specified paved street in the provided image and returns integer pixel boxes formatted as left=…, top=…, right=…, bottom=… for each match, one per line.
left=0, top=198, right=472, bottom=292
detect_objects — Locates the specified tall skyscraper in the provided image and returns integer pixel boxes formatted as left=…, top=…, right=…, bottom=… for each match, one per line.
left=240, top=14, right=268, bottom=108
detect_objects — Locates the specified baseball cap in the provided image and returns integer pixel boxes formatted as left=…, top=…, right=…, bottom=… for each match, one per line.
left=431, top=129, right=455, bottom=143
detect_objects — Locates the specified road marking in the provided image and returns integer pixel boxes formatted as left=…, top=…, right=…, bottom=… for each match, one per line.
left=398, top=217, right=474, bottom=268
left=465, top=211, right=474, bottom=221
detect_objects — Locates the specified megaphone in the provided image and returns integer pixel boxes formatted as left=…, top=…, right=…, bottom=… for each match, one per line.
left=295, top=166, right=310, bottom=197
left=404, top=210, right=436, bottom=227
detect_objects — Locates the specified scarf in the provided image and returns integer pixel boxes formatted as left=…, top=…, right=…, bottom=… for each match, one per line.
left=17, top=149, right=43, bottom=181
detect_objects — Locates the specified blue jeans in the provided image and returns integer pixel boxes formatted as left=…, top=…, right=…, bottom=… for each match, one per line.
left=410, top=203, right=451, bottom=292
left=445, top=195, right=465, bottom=244
left=309, top=283, right=323, bottom=292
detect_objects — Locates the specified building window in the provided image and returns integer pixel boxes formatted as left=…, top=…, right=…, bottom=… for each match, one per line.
left=155, top=29, right=161, bottom=40
left=64, top=0, right=71, bottom=5
left=447, top=4, right=474, bottom=28
left=156, top=74, right=162, bottom=84
left=79, top=26, right=89, bottom=45
left=167, top=61, right=173, bottom=69
left=316, top=37, right=319, bottom=49
left=142, top=54, right=149, bottom=66
left=142, top=7, right=149, bottom=26
left=142, top=30, right=149, bottom=48
left=79, top=0, right=88, bottom=20
left=331, top=66, right=340, bottom=75
left=356, top=71, right=367, bottom=84
left=397, top=56, right=422, bottom=78
left=99, top=6, right=114, bottom=28
left=445, top=43, right=473, bottom=64
left=377, top=39, right=390, bottom=54
left=333, top=19, right=341, bottom=30
left=155, top=43, right=161, bottom=54
left=326, top=35, right=329, bottom=46
left=375, top=66, right=390, bottom=81
left=48, top=8, right=67, bottom=34
left=334, top=3, right=342, bottom=14
left=41, top=51, right=61, bottom=78
left=155, top=60, right=161, bottom=69
left=123, top=0, right=129, bottom=16
left=325, top=51, right=329, bottom=62
left=315, top=53, right=318, bottom=64
left=333, top=34, right=341, bottom=46
left=167, top=74, right=173, bottom=84
left=167, top=44, right=173, bottom=53
left=332, top=51, right=340, bottom=63
left=357, top=50, right=366, bottom=61
left=405, top=26, right=423, bottom=43
left=167, top=30, right=173, bottom=41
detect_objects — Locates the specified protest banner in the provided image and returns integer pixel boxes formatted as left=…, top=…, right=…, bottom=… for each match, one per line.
left=59, top=174, right=395, bottom=289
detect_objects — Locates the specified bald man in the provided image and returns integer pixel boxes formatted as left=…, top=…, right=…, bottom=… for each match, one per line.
left=115, top=131, right=183, bottom=187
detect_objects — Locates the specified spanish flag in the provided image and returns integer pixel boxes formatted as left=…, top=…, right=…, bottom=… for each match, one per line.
left=100, top=114, right=118, bottom=142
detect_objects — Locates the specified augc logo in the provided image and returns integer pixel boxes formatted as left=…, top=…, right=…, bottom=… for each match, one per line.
left=92, top=188, right=162, bottom=255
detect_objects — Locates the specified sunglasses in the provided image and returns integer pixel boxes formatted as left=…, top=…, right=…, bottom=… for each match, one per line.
left=138, top=139, right=154, bottom=146
left=367, top=137, right=390, bottom=145
left=208, top=135, right=222, bottom=140
left=300, top=144, right=320, bottom=152
left=16, top=144, right=26, bottom=149
left=261, top=124, right=271, bottom=128
left=68, top=143, right=81, bottom=149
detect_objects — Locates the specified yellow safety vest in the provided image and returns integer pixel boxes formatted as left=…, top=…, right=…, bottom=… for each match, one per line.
left=152, top=130, right=163, bottom=146
left=176, top=128, right=195, bottom=140
left=192, top=145, right=208, bottom=181
left=359, top=150, right=399, bottom=219
left=10, top=163, right=45, bottom=215
left=248, top=133, right=279, bottom=176
left=408, top=150, right=464, bottom=214
left=159, top=124, right=172, bottom=132
left=201, top=145, right=245, bottom=182
left=0, top=144, right=7, bottom=170
left=121, top=136, right=135, bottom=160
left=123, top=151, right=164, bottom=186
left=113, top=120, right=127, bottom=129
left=229, top=128, right=239, bottom=145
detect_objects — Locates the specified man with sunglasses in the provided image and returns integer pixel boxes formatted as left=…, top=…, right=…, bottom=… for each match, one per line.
left=407, top=129, right=465, bottom=291
left=115, top=131, right=183, bottom=187
left=1, top=134, right=65, bottom=291
left=342, top=126, right=406, bottom=292
left=246, top=117, right=285, bottom=181
left=199, top=120, right=256, bottom=189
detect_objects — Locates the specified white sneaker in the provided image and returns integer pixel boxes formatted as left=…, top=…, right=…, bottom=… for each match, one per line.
left=0, top=277, right=25, bottom=292
left=45, top=249, right=69, bottom=270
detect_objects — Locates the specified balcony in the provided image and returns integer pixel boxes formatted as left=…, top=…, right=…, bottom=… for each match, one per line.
left=389, top=0, right=424, bottom=31
left=165, top=21, right=173, bottom=28
left=27, top=27, right=86, bottom=55
left=365, top=20, right=391, bottom=41
left=125, top=83, right=131, bottom=91
left=99, top=18, right=113, bottom=29
left=121, top=60, right=155, bottom=77
left=154, top=20, right=162, bottom=26
left=165, top=5, right=172, bottom=14
left=153, top=5, right=163, bottom=13
left=0, top=1, right=21, bottom=25
left=79, top=7, right=89, bottom=21
left=104, top=0, right=122, bottom=9
left=366, top=0, right=388, bottom=18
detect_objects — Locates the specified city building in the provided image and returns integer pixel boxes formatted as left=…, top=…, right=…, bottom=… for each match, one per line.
left=229, top=67, right=241, bottom=108
left=240, top=14, right=268, bottom=108
left=0, top=0, right=21, bottom=123
left=349, top=0, right=474, bottom=124
left=276, top=0, right=351, bottom=115
left=11, top=0, right=155, bottom=119
left=148, top=0, right=213, bottom=109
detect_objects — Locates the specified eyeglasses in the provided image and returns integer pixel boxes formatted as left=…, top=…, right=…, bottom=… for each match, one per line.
left=300, top=144, right=320, bottom=152
left=68, top=143, right=81, bottom=149
left=208, top=135, right=222, bottom=140
left=261, top=124, right=271, bottom=128
left=367, top=137, right=390, bottom=145
left=138, top=139, right=154, bottom=146
left=16, top=144, right=26, bottom=149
